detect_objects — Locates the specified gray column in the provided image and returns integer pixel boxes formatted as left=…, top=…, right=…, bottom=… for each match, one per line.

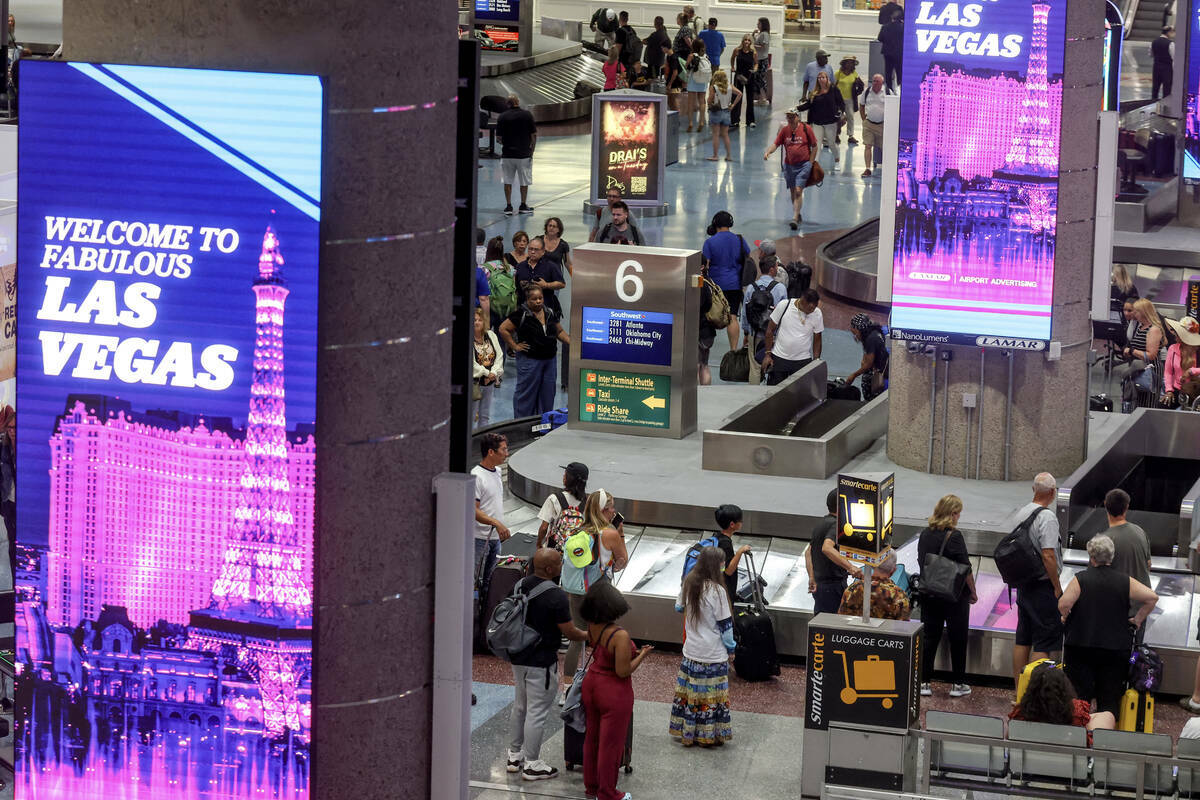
left=63, top=2, right=457, bottom=798
left=887, top=0, right=1103, bottom=482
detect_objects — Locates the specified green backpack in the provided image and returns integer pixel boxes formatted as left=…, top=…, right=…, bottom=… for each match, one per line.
left=485, top=260, right=518, bottom=319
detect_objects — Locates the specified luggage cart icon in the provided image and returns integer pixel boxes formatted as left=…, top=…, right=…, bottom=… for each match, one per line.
left=835, top=650, right=898, bottom=709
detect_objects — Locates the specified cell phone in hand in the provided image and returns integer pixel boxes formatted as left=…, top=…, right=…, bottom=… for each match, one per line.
left=612, top=512, right=625, bottom=527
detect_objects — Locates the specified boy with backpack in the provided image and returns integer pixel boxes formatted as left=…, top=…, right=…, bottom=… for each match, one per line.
left=740, top=256, right=788, bottom=385
left=995, top=472, right=1064, bottom=687
left=682, top=504, right=751, bottom=600
left=536, top=462, right=589, bottom=550
left=493, top=548, right=588, bottom=782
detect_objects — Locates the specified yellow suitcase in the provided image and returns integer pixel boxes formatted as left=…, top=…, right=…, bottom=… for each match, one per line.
left=1118, top=688, right=1154, bottom=733
left=1016, top=658, right=1058, bottom=703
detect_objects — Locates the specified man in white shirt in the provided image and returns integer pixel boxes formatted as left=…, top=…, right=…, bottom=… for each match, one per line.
left=473, top=432, right=512, bottom=600
left=762, top=288, right=823, bottom=386
left=859, top=74, right=886, bottom=177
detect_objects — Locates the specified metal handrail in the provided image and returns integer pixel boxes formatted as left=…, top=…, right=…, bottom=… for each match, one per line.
left=913, top=727, right=1184, bottom=800
left=1122, top=0, right=1140, bottom=38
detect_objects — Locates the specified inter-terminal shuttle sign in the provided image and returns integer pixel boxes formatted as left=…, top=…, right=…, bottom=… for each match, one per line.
left=18, top=61, right=321, bottom=798
left=890, top=0, right=1066, bottom=346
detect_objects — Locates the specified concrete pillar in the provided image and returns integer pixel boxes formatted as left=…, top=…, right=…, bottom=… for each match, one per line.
left=62, top=2, right=456, bottom=798
left=887, top=0, right=1104, bottom=482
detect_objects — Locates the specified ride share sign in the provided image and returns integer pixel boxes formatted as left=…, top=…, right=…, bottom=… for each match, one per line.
left=569, top=243, right=700, bottom=439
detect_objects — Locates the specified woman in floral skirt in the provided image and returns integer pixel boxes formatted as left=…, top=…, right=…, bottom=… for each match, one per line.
left=670, top=546, right=735, bottom=746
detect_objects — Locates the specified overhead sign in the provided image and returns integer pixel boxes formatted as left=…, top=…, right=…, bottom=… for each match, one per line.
left=581, top=305, right=673, bottom=366
left=579, top=369, right=671, bottom=428
left=475, top=0, right=519, bottom=21
left=18, top=61, right=320, bottom=798
left=836, top=472, right=895, bottom=565
left=590, top=93, right=667, bottom=207
left=890, top=0, right=1066, bottom=345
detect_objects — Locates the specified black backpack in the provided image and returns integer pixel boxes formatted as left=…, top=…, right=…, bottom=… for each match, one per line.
left=745, top=280, right=779, bottom=337
left=783, top=261, right=813, bottom=298
left=993, top=506, right=1052, bottom=587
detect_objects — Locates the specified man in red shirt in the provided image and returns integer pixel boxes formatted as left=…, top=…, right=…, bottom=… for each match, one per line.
left=763, top=109, right=817, bottom=229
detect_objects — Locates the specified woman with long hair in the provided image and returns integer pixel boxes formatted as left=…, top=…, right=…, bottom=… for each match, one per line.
left=602, top=45, right=626, bottom=91
left=1119, top=298, right=1167, bottom=404
left=580, top=581, right=651, bottom=800
left=669, top=547, right=735, bottom=747
left=685, top=38, right=711, bottom=132
left=1111, top=264, right=1139, bottom=308
left=505, top=230, right=529, bottom=269
left=542, top=216, right=574, bottom=390
left=1011, top=662, right=1116, bottom=741
left=472, top=307, right=504, bottom=428
left=729, top=34, right=757, bottom=128
left=705, top=69, right=741, bottom=161
left=917, top=494, right=977, bottom=698
left=560, top=490, right=629, bottom=693
left=797, top=70, right=844, bottom=163
left=1164, top=316, right=1200, bottom=406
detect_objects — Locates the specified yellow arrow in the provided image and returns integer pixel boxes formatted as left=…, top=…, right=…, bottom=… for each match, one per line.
left=642, top=396, right=665, bottom=410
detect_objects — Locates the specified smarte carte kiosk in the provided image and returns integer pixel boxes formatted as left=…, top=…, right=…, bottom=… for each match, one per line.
left=802, top=471, right=922, bottom=798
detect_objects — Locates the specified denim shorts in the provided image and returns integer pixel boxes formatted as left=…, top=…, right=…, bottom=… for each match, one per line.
left=709, top=108, right=731, bottom=127
left=783, top=160, right=813, bottom=189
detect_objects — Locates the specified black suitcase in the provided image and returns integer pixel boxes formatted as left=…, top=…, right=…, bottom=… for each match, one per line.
left=474, top=558, right=528, bottom=653
left=827, top=380, right=862, bottom=401
left=732, top=553, right=781, bottom=681
left=1090, top=394, right=1114, bottom=412
left=1150, top=131, right=1174, bottom=178
left=564, top=715, right=633, bottom=773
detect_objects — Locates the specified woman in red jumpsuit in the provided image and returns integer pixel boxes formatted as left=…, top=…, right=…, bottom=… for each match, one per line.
left=581, top=581, right=653, bottom=800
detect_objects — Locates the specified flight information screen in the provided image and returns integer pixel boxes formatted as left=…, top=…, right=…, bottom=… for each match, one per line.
left=580, top=306, right=673, bottom=366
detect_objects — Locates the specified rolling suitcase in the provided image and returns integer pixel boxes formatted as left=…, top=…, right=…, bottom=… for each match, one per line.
left=1150, top=131, right=1174, bottom=178
left=564, top=713, right=633, bottom=773
left=732, top=553, right=781, bottom=681
left=1118, top=688, right=1155, bottom=733
left=1016, top=658, right=1059, bottom=703
left=827, top=381, right=862, bottom=401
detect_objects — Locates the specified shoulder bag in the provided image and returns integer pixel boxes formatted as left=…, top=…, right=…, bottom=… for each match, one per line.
left=921, top=529, right=969, bottom=602
left=703, top=275, right=732, bottom=329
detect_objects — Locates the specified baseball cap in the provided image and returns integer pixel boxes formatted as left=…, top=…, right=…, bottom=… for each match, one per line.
left=815, top=49, right=829, bottom=57
left=561, top=462, right=589, bottom=481
left=786, top=107, right=800, bottom=116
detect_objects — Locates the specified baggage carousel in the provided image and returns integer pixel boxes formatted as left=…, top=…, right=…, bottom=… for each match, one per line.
left=493, top=389, right=1200, bottom=693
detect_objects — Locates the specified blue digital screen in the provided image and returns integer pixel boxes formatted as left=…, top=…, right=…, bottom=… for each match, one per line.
left=580, top=306, right=673, bottom=366
left=475, top=0, right=519, bottom=22
left=18, top=61, right=321, bottom=798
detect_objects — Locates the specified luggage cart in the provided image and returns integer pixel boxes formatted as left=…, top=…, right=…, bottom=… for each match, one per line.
left=835, top=650, right=898, bottom=709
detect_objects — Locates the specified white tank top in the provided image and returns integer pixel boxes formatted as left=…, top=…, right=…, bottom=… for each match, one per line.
left=598, top=529, right=616, bottom=575
left=712, top=85, right=733, bottom=109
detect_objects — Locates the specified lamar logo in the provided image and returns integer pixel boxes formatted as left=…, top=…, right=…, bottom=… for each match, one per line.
left=975, top=336, right=1046, bottom=351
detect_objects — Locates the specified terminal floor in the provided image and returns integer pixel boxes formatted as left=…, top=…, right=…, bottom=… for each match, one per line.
left=470, top=648, right=1196, bottom=800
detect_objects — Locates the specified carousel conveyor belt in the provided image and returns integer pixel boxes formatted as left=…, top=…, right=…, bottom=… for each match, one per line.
left=492, top=513, right=1200, bottom=693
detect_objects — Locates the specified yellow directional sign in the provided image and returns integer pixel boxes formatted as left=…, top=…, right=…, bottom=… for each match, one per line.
left=579, top=369, right=671, bottom=429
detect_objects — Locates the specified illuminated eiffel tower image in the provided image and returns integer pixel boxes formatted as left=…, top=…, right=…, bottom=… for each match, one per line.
left=189, top=217, right=314, bottom=740
left=1002, top=1, right=1059, bottom=178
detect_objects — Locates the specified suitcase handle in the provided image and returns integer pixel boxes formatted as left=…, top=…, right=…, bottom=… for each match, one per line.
left=742, top=551, right=766, bottom=609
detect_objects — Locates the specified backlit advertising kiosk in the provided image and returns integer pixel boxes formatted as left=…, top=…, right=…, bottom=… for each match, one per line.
left=18, top=61, right=321, bottom=799
left=589, top=90, right=669, bottom=216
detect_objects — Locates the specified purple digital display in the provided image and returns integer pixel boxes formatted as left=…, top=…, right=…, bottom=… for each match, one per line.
left=1186, top=0, right=1200, bottom=179
left=890, top=0, right=1066, bottom=347
left=17, top=62, right=321, bottom=798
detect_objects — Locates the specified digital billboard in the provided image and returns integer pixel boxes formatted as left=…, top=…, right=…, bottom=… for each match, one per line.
left=17, top=61, right=321, bottom=799
left=475, top=0, right=522, bottom=51
left=889, top=0, right=1066, bottom=347
left=1186, top=0, right=1200, bottom=179
left=591, top=95, right=666, bottom=206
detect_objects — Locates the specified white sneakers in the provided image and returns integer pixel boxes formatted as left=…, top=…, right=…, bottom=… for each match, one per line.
left=521, top=759, right=559, bottom=781
left=505, top=750, right=524, bottom=773
left=920, top=682, right=932, bottom=696
left=949, top=683, right=972, bottom=698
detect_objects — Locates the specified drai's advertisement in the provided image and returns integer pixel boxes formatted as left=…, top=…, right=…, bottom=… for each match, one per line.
left=595, top=98, right=662, bottom=204
left=17, top=61, right=320, bottom=799
left=889, top=0, right=1066, bottom=348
